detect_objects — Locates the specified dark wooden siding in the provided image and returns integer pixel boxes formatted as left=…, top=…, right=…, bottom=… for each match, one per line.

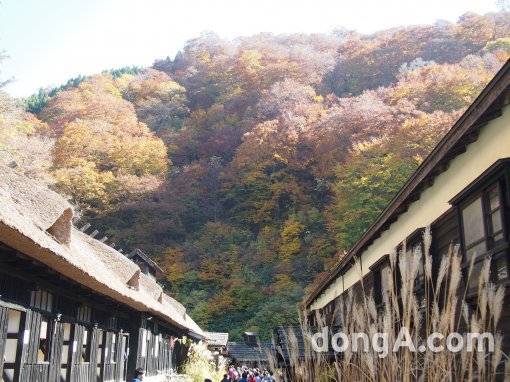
left=19, top=310, right=44, bottom=381
left=431, top=209, right=460, bottom=267
left=48, top=320, right=65, bottom=382
left=114, top=333, right=128, bottom=381
left=430, top=208, right=461, bottom=308
left=500, top=294, right=510, bottom=354
left=101, top=331, right=116, bottom=381
left=159, top=335, right=173, bottom=372
left=135, top=327, right=146, bottom=370
left=146, top=330, right=157, bottom=376
left=87, top=326, right=100, bottom=382
left=0, top=271, right=30, bottom=305
left=0, top=243, right=186, bottom=382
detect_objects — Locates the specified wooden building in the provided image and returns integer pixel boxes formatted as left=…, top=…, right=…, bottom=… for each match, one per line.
left=273, top=326, right=311, bottom=368
left=126, top=249, right=163, bottom=282
left=305, top=59, right=510, bottom=352
left=0, top=167, right=203, bottom=381
left=227, top=333, right=271, bottom=367
left=204, top=332, right=229, bottom=355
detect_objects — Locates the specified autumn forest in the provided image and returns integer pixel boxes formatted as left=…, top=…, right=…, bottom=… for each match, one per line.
left=1, top=11, right=510, bottom=340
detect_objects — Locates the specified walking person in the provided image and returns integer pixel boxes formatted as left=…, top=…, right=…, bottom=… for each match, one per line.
left=131, top=368, right=145, bottom=382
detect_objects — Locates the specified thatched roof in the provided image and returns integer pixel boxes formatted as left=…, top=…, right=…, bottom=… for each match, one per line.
left=0, top=166, right=203, bottom=337
left=0, top=167, right=71, bottom=232
left=205, top=332, right=229, bottom=347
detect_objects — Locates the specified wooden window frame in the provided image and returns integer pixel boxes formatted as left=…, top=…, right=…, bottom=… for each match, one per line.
left=450, top=159, right=510, bottom=296
left=370, top=255, right=391, bottom=309
left=29, top=289, right=53, bottom=313
left=76, top=305, right=92, bottom=324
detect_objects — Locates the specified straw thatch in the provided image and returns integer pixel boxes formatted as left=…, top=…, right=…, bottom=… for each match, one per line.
left=204, top=332, right=229, bottom=347
left=0, top=165, right=203, bottom=337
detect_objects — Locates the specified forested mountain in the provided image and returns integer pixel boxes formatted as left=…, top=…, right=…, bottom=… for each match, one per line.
left=2, top=12, right=510, bottom=340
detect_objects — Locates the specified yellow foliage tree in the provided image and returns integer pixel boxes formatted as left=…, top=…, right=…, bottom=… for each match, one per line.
left=46, top=75, right=169, bottom=210
left=389, top=59, right=503, bottom=113
left=161, top=247, right=190, bottom=284
left=280, top=219, right=305, bottom=263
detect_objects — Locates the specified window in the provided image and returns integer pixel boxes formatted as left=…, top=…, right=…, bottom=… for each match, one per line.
left=82, top=328, right=91, bottom=363
left=3, top=309, right=22, bottom=380
left=30, top=289, right=53, bottom=312
left=38, top=317, right=51, bottom=362
left=27, top=290, right=53, bottom=364
left=460, top=181, right=508, bottom=286
left=110, top=334, right=116, bottom=363
left=61, top=323, right=72, bottom=381
left=451, top=160, right=510, bottom=292
left=96, top=329, right=104, bottom=379
left=487, top=185, right=505, bottom=244
left=370, top=255, right=391, bottom=307
left=462, top=196, right=487, bottom=260
left=77, top=305, right=92, bottom=323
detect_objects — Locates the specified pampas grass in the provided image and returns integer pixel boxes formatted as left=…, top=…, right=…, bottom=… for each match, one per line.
left=270, top=227, right=507, bottom=381
left=182, top=341, right=226, bottom=382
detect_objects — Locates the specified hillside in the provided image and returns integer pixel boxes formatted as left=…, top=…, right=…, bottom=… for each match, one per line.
left=2, top=11, right=510, bottom=340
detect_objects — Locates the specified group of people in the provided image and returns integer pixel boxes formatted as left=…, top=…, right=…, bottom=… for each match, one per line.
left=218, top=366, right=277, bottom=382
left=132, top=366, right=279, bottom=382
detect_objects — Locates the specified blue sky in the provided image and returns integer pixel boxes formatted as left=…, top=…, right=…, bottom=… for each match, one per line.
left=0, top=0, right=500, bottom=97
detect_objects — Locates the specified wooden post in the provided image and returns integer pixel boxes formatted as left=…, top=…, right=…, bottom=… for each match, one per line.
left=0, top=307, right=8, bottom=376
left=68, top=323, right=85, bottom=382
left=88, top=325, right=99, bottom=382
left=18, top=309, right=47, bottom=382
left=114, top=331, right=129, bottom=381
left=48, top=317, right=65, bottom=382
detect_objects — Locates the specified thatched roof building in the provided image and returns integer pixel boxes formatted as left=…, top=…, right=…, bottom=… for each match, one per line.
left=0, top=165, right=202, bottom=337
left=127, top=248, right=164, bottom=279
left=205, top=332, right=229, bottom=347
left=0, top=165, right=203, bottom=381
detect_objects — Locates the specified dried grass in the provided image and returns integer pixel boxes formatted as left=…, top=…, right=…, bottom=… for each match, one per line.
left=270, top=227, right=508, bottom=381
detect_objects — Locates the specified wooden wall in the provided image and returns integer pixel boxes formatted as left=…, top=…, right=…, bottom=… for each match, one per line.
left=0, top=243, right=182, bottom=382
